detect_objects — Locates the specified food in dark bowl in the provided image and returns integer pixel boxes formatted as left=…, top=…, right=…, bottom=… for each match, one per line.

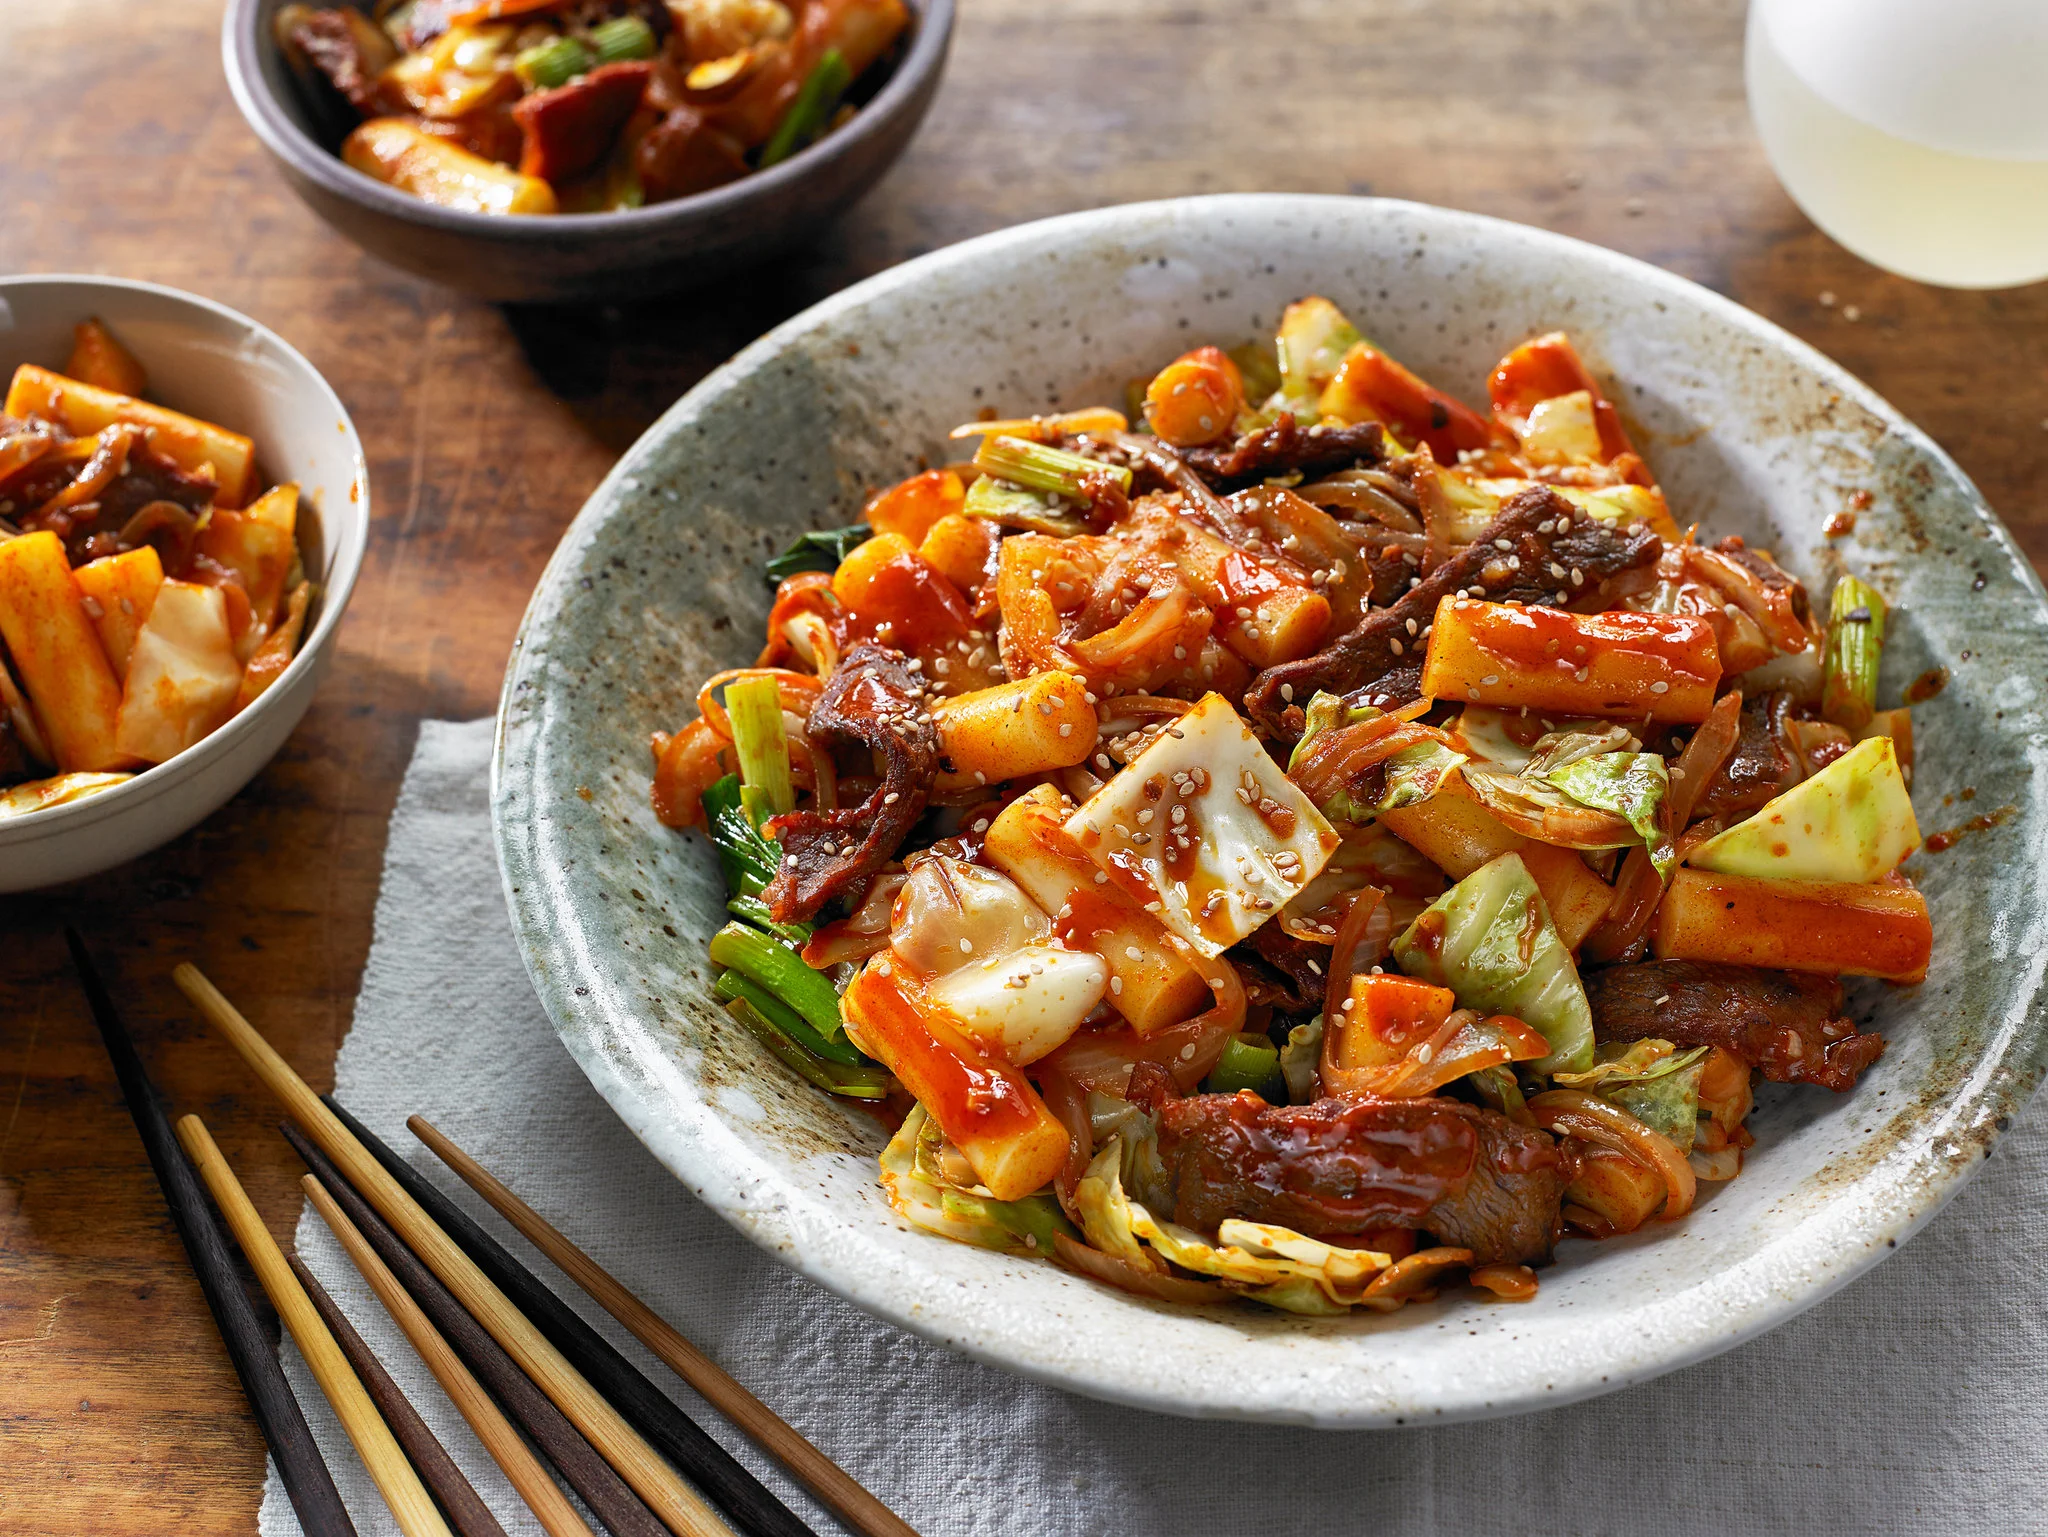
left=275, top=0, right=910, bottom=215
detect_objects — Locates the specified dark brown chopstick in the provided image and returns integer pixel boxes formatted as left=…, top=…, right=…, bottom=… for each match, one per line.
left=284, top=1123, right=668, bottom=1537
left=290, top=1254, right=509, bottom=1537
left=175, top=964, right=733, bottom=1537
left=324, top=1096, right=827, bottom=1537
left=63, top=930, right=357, bottom=1537
left=411, top=1117, right=919, bottom=1537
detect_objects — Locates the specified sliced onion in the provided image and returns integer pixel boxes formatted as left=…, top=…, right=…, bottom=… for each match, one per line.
left=1529, top=1089, right=1697, bottom=1220
left=1322, top=885, right=1392, bottom=1021
left=1053, top=1233, right=1228, bottom=1304
left=1469, top=1263, right=1539, bottom=1301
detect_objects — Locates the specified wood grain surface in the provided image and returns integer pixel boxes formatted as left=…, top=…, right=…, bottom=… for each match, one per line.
left=2, top=0, right=2044, bottom=1530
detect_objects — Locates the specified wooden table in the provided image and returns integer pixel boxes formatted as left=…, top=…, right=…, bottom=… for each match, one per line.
left=2, top=0, right=2043, bottom=1528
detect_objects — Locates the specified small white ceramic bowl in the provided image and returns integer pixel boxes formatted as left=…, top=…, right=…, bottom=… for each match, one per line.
left=0, top=276, right=366, bottom=891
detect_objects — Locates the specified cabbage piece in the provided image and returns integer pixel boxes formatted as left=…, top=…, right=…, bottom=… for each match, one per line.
left=1390, top=851, right=1595, bottom=1073
left=1518, top=390, right=1603, bottom=464
left=1544, top=750, right=1675, bottom=877
left=879, top=1106, right=1077, bottom=1255
left=892, top=852, right=1108, bottom=1065
left=1276, top=296, right=1363, bottom=409
left=1065, top=692, right=1338, bottom=957
left=1459, top=762, right=1638, bottom=850
left=1073, top=1139, right=1158, bottom=1270
left=1131, top=1209, right=1393, bottom=1311
left=1523, top=725, right=1640, bottom=775
left=1290, top=692, right=1465, bottom=823
left=1556, top=1040, right=1709, bottom=1151
left=1688, top=734, right=1919, bottom=883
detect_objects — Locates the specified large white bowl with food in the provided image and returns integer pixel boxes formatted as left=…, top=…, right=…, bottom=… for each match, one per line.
left=492, top=196, right=2048, bottom=1423
left=0, top=276, right=367, bottom=891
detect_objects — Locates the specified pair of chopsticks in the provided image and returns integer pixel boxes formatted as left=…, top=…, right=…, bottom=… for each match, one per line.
left=68, top=932, right=918, bottom=1537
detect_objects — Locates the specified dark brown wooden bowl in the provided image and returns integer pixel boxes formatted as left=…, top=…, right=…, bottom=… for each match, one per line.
left=222, top=0, right=954, bottom=304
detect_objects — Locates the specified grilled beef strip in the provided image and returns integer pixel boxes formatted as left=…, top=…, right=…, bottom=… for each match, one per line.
left=1180, top=416, right=1391, bottom=491
left=763, top=644, right=938, bottom=924
left=1237, top=925, right=1329, bottom=1016
left=1133, top=1068, right=1576, bottom=1265
left=1585, top=959, right=1884, bottom=1092
left=1690, top=691, right=1800, bottom=822
left=1245, top=485, right=1664, bottom=737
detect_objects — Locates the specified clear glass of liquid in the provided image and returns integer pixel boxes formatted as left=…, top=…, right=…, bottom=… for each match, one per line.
left=1747, top=0, right=2048, bottom=289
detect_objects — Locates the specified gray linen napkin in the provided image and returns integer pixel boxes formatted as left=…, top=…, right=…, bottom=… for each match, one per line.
left=262, top=718, right=2048, bottom=1537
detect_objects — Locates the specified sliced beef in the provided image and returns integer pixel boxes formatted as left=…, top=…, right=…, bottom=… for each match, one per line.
left=1690, top=692, right=1799, bottom=822
left=283, top=8, right=394, bottom=116
left=763, top=644, right=937, bottom=924
left=1150, top=1087, right=1575, bottom=1265
left=1180, top=416, right=1390, bottom=491
left=1585, top=959, right=1884, bottom=1092
left=1245, top=485, right=1663, bottom=736
left=1236, top=925, right=1328, bottom=1015
left=1420, top=1109, right=1580, bottom=1265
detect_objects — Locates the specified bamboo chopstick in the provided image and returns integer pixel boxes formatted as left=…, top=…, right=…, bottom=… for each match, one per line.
left=172, top=962, right=737, bottom=1537
left=175, top=1114, right=452, bottom=1537
left=62, top=931, right=358, bottom=1537
left=289, top=1141, right=664, bottom=1537
left=290, top=1254, right=510, bottom=1537
left=323, top=1099, right=820, bottom=1537
left=299, top=1175, right=602, bottom=1537
left=411, top=1116, right=920, bottom=1537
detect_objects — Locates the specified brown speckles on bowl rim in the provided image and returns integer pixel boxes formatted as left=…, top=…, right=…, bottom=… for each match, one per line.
left=492, top=195, right=2048, bottom=1424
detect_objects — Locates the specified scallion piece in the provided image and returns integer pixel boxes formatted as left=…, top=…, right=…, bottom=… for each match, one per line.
left=701, top=774, right=778, bottom=898
left=1204, top=1035, right=1284, bottom=1099
left=514, top=33, right=593, bottom=89
left=588, top=13, right=656, bottom=64
left=961, top=475, right=1091, bottom=537
left=708, top=920, right=848, bottom=1049
left=763, top=523, right=869, bottom=584
left=758, top=47, right=851, bottom=168
left=714, top=967, right=865, bottom=1067
left=725, top=676, right=796, bottom=817
left=724, top=997, right=891, bottom=1097
left=971, top=434, right=1133, bottom=500
left=1821, top=574, right=1887, bottom=733
left=726, top=894, right=810, bottom=946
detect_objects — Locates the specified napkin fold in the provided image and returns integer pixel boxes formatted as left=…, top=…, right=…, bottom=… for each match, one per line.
left=263, top=718, right=2048, bottom=1537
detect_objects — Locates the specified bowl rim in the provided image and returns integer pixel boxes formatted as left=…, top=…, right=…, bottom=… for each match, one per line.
left=220, top=0, right=957, bottom=240
left=0, top=272, right=369, bottom=839
left=493, top=193, right=2048, bottom=1423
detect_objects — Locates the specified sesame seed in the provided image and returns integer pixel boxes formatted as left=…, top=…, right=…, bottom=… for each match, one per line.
left=1110, top=976, right=1123, bottom=995
left=875, top=959, right=892, bottom=976
left=1481, top=674, right=1499, bottom=686
left=1650, top=680, right=1670, bottom=694
left=1280, top=683, right=1295, bottom=702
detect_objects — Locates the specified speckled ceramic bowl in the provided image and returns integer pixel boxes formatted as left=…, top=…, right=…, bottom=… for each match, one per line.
left=493, top=195, right=2048, bottom=1425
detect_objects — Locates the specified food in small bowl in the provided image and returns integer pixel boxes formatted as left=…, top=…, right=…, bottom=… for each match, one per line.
left=275, top=0, right=910, bottom=215
left=226, top=0, right=951, bottom=301
left=0, top=276, right=365, bottom=891
left=0, top=321, right=315, bottom=815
